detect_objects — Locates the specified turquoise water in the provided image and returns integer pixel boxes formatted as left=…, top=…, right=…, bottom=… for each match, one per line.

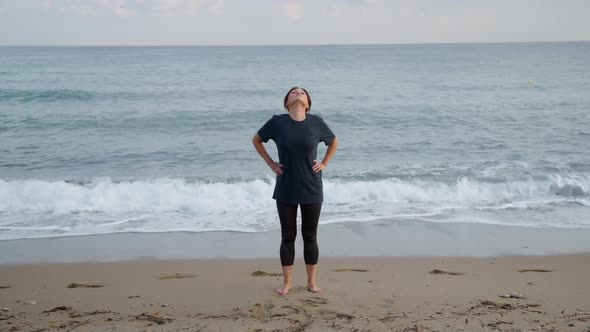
left=1, top=43, right=589, bottom=239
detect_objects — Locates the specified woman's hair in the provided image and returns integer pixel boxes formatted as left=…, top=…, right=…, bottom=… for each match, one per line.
left=283, top=86, right=312, bottom=113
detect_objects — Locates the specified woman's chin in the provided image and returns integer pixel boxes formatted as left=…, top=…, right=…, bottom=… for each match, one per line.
left=288, top=99, right=307, bottom=108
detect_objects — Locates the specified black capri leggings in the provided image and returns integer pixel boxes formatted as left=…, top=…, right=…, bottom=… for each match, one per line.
left=276, top=200, right=322, bottom=266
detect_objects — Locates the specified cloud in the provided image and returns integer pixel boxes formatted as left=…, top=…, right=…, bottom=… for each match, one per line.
left=41, top=0, right=53, bottom=9
left=1, top=0, right=589, bottom=45
left=325, top=3, right=369, bottom=19
left=271, top=1, right=303, bottom=21
left=59, top=0, right=124, bottom=16
left=37, top=0, right=223, bottom=17
left=60, top=4, right=101, bottom=16
left=115, top=5, right=130, bottom=17
left=152, top=0, right=223, bottom=17
left=285, top=2, right=302, bottom=21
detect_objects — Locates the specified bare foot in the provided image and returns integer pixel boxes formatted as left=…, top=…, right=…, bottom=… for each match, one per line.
left=275, top=285, right=291, bottom=296
left=307, top=283, right=322, bottom=293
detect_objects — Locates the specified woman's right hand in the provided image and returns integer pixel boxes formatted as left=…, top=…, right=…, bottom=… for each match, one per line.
left=268, top=161, right=283, bottom=175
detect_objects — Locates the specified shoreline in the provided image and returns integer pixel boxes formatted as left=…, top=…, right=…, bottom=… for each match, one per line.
left=2, top=220, right=590, bottom=265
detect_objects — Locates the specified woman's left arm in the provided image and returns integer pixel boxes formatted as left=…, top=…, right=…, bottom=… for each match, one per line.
left=313, top=137, right=339, bottom=172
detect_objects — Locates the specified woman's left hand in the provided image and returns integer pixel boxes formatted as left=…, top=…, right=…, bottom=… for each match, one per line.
left=312, top=160, right=327, bottom=173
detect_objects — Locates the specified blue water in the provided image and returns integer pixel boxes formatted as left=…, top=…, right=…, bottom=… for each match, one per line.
left=1, top=43, right=590, bottom=240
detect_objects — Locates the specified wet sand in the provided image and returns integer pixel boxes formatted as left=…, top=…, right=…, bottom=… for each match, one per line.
left=2, top=220, right=590, bottom=264
left=1, top=254, right=590, bottom=331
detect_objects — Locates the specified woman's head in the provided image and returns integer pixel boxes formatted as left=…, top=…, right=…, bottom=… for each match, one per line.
left=284, top=86, right=312, bottom=113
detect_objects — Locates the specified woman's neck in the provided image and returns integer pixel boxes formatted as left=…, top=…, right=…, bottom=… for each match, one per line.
left=288, top=104, right=307, bottom=121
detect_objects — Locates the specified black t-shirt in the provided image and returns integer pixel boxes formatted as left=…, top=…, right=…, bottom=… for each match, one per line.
left=257, top=113, right=336, bottom=204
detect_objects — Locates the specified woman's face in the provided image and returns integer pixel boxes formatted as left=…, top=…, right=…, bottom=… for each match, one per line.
left=286, top=88, right=309, bottom=110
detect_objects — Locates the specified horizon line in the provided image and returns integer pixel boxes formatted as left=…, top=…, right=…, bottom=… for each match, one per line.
left=1, top=39, right=589, bottom=48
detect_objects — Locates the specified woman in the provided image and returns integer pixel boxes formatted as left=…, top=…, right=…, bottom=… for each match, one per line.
left=252, top=86, right=339, bottom=296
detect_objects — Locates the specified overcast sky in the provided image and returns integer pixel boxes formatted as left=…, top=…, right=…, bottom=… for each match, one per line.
left=0, top=0, right=589, bottom=46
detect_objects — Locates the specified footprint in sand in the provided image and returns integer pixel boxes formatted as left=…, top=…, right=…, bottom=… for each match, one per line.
left=0, top=285, right=11, bottom=289
left=67, top=283, right=104, bottom=288
left=317, top=308, right=338, bottom=316
left=299, top=297, right=328, bottom=306
left=157, top=273, right=196, bottom=280
left=316, top=309, right=354, bottom=320
left=42, top=305, right=74, bottom=313
left=333, top=268, right=368, bottom=272
left=429, top=269, right=464, bottom=275
left=517, top=269, right=552, bottom=273
left=383, top=298, right=395, bottom=305
left=248, top=301, right=275, bottom=320
left=280, top=305, right=302, bottom=315
left=251, top=270, right=283, bottom=277
left=280, top=286, right=306, bottom=294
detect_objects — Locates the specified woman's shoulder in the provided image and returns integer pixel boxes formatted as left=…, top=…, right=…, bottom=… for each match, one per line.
left=273, top=113, right=296, bottom=122
left=270, top=113, right=287, bottom=119
left=309, top=113, right=327, bottom=122
left=263, top=114, right=281, bottom=122
left=268, top=113, right=325, bottom=122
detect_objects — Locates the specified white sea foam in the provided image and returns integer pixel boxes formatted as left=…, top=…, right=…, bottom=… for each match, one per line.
left=0, top=177, right=272, bottom=214
left=0, top=175, right=589, bottom=240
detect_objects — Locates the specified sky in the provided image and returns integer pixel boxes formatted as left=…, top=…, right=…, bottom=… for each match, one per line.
left=0, top=0, right=589, bottom=46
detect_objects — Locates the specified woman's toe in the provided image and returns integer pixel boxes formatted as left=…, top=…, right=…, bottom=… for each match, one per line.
left=308, top=286, right=321, bottom=293
left=275, top=287, right=289, bottom=295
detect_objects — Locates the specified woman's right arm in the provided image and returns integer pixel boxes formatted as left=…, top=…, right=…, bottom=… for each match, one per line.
left=252, top=133, right=283, bottom=175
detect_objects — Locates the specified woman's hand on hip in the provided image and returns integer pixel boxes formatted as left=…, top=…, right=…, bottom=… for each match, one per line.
left=313, top=160, right=327, bottom=173
left=269, top=161, right=283, bottom=175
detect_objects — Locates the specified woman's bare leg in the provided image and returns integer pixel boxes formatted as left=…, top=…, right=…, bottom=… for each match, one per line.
left=306, top=264, right=321, bottom=293
left=275, top=265, right=294, bottom=295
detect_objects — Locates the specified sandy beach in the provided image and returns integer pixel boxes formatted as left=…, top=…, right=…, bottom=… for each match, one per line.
left=3, top=38, right=590, bottom=332
left=2, top=3, right=590, bottom=329
left=1, top=254, right=589, bottom=331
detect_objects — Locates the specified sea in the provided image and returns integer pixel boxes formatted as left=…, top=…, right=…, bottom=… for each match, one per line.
left=1, top=42, right=589, bottom=241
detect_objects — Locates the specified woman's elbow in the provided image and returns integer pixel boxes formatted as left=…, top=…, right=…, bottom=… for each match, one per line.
left=330, top=136, right=339, bottom=146
left=252, top=133, right=263, bottom=144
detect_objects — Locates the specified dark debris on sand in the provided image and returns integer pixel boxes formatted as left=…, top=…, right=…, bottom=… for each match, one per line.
left=429, top=269, right=464, bottom=275
left=134, top=312, right=175, bottom=325
left=67, top=282, right=104, bottom=288
left=251, top=270, right=283, bottom=277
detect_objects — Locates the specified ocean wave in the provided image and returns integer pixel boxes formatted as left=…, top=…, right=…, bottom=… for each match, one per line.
left=0, top=175, right=589, bottom=240
left=0, top=177, right=272, bottom=214
left=0, top=88, right=95, bottom=103
left=549, top=174, right=590, bottom=197
left=1, top=175, right=588, bottom=214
